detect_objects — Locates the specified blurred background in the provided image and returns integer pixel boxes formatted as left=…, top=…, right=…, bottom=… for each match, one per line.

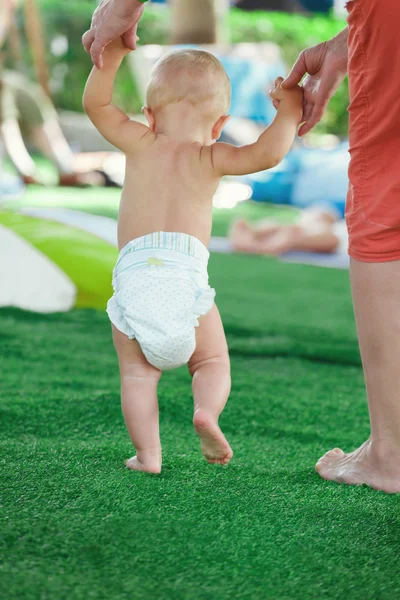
left=0, top=0, right=350, bottom=312
left=1, top=0, right=349, bottom=137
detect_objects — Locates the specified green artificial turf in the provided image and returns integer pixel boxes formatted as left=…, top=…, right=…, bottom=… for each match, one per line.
left=2, top=251, right=400, bottom=600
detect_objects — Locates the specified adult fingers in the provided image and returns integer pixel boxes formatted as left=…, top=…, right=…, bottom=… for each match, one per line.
left=82, top=29, right=95, bottom=54
left=302, top=101, right=313, bottom=123
left=90, top=40, right=105, bottom=70
left=122, top=24, right=138, bottom=50
left=298, top=103, right=325, bottom=137
left=281, top=52, right=307, bottom=89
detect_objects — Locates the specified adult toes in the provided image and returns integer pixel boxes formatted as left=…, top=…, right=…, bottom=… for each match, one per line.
left=316, top=448, right=345, bottom=467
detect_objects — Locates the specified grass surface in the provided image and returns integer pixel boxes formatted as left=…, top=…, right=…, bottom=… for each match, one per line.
left=2, top=250, right=400, bottom=600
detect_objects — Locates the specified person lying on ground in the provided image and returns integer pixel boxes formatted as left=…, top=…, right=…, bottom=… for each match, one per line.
left=230, top=208, right=347, bottom=255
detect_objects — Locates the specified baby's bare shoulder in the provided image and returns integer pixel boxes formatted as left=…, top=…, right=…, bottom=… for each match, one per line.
left=134, top=129, right=158, bottom=150
left=181, top=143, right=214, bottom=175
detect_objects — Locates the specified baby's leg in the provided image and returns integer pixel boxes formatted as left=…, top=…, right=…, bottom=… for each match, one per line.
left=112, top=325, right=162, bottom=473
left=188, top=305, right=233, bottom=465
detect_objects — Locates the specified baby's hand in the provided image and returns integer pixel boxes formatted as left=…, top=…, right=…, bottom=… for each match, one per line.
left=102, top=37, right=134, bottom=62
left=269, top=77, right=304, bottom=123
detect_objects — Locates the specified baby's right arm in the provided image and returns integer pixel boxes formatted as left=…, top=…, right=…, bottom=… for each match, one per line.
left=83, top=37, right=150, bottom=154
left=211, top=79, right=303, bottom=176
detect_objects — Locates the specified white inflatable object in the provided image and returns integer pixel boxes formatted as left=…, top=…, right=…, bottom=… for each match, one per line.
left=0, top=224, right=76, bottom=312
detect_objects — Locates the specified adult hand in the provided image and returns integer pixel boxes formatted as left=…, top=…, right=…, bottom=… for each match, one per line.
left=82, top=0, right=145, bottom=70
left=282, top=28, right=349, bottom=136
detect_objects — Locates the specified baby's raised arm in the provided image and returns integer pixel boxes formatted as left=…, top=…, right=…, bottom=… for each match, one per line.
left=83, top=38, right=149, bottom=153
left=211, top=79, right=303, bottom=176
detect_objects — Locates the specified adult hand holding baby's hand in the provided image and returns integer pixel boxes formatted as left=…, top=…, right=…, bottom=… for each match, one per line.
left=82, top=0, right=144, bottom=69
left=269, top=77, right=304, bottom=124
left=281, top=29, right=348, bottom=136
left=102, top=36, right=133, bottom=64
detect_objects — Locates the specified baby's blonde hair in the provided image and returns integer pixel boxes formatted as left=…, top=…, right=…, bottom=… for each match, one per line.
left=146, top=49, right=231, bottom=119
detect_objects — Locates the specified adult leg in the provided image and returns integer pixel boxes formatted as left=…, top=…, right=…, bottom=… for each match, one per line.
left=1, top=120, right=39, bottom=181
left=188, top=304, right=233, bottom=465
left=30, top=120, right=105, bottom=186
left=316, top=0, right=400, bottom=492
left=30, top=119, right=75, bottom=176
left=112, top=325, right=162, bottom=473
left=7, top=72, right=103, bottom=186
left=316, top=260, right=400, bottom=493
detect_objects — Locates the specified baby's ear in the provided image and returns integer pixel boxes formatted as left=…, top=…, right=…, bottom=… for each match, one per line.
left=212, top=115, right=230, bottom=141
left=143, top=107, right=155, bottom=131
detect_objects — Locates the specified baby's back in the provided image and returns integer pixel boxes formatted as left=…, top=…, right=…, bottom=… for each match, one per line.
left=118, top=135, right=218, bottom=250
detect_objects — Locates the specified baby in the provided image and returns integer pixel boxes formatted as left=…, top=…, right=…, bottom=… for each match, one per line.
left=83, top=39, right=303, bottom=474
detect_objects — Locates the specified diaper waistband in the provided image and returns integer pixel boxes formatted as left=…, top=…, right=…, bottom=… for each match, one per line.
left=116, top=232, right=210, bottom=267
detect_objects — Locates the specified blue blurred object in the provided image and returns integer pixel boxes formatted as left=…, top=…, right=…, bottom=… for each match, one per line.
left=291, top=142, right=349, bottom=217
left=245, top=153, right=301, bottom=204
left=172, top=45, right=285, bottom=124
left=219, top=55, right=285, bottom=124
left=150, top=0, right=333, bottom=12
left=0, top=172, right=25, bottom=201
left=244, top=142, right=349, bottom=215
left=299, top=0, right=333, bottom=13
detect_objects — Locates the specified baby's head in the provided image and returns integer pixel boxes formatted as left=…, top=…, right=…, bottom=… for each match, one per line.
left=144, top=49, right=231, bottom=141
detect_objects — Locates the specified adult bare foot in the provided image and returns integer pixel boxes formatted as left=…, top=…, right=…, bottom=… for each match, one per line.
left=193, top=409, right=233, bottom=465
left=316, top=439, right=400, bottom=493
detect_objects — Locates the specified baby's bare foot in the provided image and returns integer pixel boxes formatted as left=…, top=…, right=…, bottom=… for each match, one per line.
left=193, top=409, right=233, bottom=465
left=125, top=454, right=161, bottom=474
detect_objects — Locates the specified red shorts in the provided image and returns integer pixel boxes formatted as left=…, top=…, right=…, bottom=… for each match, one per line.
left=346, top=0, right=400, bottom=262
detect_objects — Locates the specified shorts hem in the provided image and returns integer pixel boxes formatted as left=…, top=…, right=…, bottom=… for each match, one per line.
left=348, top=248, right=400, bottom=263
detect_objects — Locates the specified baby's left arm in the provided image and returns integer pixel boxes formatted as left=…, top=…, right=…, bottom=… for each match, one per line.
left=210, top=80, right=303, bottom=177
left=83, top=38, right=149, bottom=153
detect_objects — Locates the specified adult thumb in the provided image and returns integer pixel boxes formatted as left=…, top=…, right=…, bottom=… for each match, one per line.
left=122, top=25, right=138, bottom=50
left=281, top=53, right=306, bottom=89
left=90, top=40, right=105, bottom=70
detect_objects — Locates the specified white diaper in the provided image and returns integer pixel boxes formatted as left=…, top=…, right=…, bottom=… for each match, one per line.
left=107, top=232, right=215, bottom=370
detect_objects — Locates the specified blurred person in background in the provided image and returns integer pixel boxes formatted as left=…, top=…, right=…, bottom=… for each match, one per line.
left=0, top=0, right=22, bottom=197
left=1, top=0, right=110, bottom=187
left=230, top=208, right=347, bottom=256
